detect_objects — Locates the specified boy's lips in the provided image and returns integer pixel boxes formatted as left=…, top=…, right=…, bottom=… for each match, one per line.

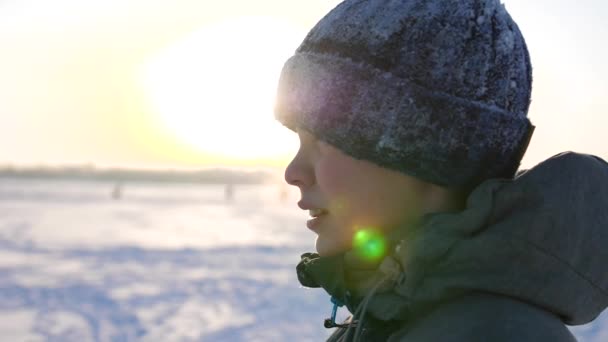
left=298, top=200, right=329, bottom=231
left=308, top=208, right=326, bottom=217
left=306, top=212, right=327, bottom=231
left=297, top=200, right=327, bottom=213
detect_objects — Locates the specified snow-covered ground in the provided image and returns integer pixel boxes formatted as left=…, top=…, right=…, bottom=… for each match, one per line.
left=0, top=178, right=606, bottom=341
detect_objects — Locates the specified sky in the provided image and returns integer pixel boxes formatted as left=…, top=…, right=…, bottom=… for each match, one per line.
left=0, top=0, right=606, bottom=171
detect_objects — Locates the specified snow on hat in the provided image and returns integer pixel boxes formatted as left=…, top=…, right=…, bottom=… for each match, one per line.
left=275, top=0, right=535, bottom=190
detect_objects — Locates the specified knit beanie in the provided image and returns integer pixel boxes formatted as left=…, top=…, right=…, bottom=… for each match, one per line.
left=275, top=0, right=535, bottom=191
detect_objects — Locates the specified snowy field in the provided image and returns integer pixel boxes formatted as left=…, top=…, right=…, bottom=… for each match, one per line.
left=0, top=177, right=606, bottom=341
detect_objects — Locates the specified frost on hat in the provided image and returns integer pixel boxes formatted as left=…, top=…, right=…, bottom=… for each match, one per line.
left=275, top=0, right=535, bottom=190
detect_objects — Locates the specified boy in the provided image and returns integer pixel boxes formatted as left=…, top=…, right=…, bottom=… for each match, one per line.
left=274, top=0, right=608, bottom=340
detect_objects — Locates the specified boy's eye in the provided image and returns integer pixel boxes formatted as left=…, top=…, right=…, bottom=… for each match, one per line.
left=297, top=130, right=330, bottom=156
left=316, top=139, right=332, bottom=152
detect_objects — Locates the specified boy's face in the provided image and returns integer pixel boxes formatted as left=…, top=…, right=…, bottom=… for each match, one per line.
left=285, top=130, right=435, bottom=257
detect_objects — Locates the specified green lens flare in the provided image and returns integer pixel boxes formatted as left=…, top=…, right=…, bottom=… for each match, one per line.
left=353, top=228, right=386, bottom=261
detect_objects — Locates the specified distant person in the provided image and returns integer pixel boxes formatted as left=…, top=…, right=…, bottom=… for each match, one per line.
left=274, top=0, right=608, bottom=341
left=111, top=182, right=123, bottom=200
left=224, top=182, right=234, bottom=202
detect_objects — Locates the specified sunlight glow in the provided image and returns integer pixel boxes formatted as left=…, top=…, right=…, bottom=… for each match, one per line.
left=139, top=16, right=302, bottom=162
left=353, top=228, right=386, bottom=261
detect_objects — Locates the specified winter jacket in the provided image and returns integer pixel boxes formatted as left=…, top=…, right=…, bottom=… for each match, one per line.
left=296, top=151, right=608, bottom=341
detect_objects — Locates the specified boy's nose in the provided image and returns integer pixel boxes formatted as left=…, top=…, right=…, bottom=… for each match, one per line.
left=284, top=151, right=313, bottom=189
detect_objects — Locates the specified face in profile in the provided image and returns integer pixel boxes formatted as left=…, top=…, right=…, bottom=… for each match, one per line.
left=285, top=130, right=441, bottom=257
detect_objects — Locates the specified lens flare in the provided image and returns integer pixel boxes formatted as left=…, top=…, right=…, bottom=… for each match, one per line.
left=352, top=228, right=386, bottom=261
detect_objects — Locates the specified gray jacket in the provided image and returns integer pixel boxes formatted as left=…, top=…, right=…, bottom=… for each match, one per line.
left=297, top=151, right=608, bottom=341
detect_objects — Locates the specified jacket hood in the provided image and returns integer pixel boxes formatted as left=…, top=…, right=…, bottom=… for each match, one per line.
left=297, top=151, right=608, bottom=325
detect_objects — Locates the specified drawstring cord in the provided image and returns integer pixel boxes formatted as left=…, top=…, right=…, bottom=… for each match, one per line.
left=329, top=255, right=404, bottom=341
left=351, top=274, right=391, bottom=342
left=327, top=274, right=391, bottom=342
left=324, top=297, right=352, bottom=328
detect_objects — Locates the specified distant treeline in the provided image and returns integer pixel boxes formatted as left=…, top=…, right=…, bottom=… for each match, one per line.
left=0, top=165, right=275, bottom=185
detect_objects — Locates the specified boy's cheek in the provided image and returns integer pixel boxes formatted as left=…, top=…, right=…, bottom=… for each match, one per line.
left=316, top=161, right=350, bottom=190
left=318, top=162, right=387, bottom=204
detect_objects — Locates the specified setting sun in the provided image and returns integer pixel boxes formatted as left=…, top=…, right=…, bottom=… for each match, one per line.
left=139, top=16, right=302, bottom=163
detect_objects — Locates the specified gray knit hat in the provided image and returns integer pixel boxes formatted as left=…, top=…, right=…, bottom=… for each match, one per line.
left=275, top=0, right=535, bottom=190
